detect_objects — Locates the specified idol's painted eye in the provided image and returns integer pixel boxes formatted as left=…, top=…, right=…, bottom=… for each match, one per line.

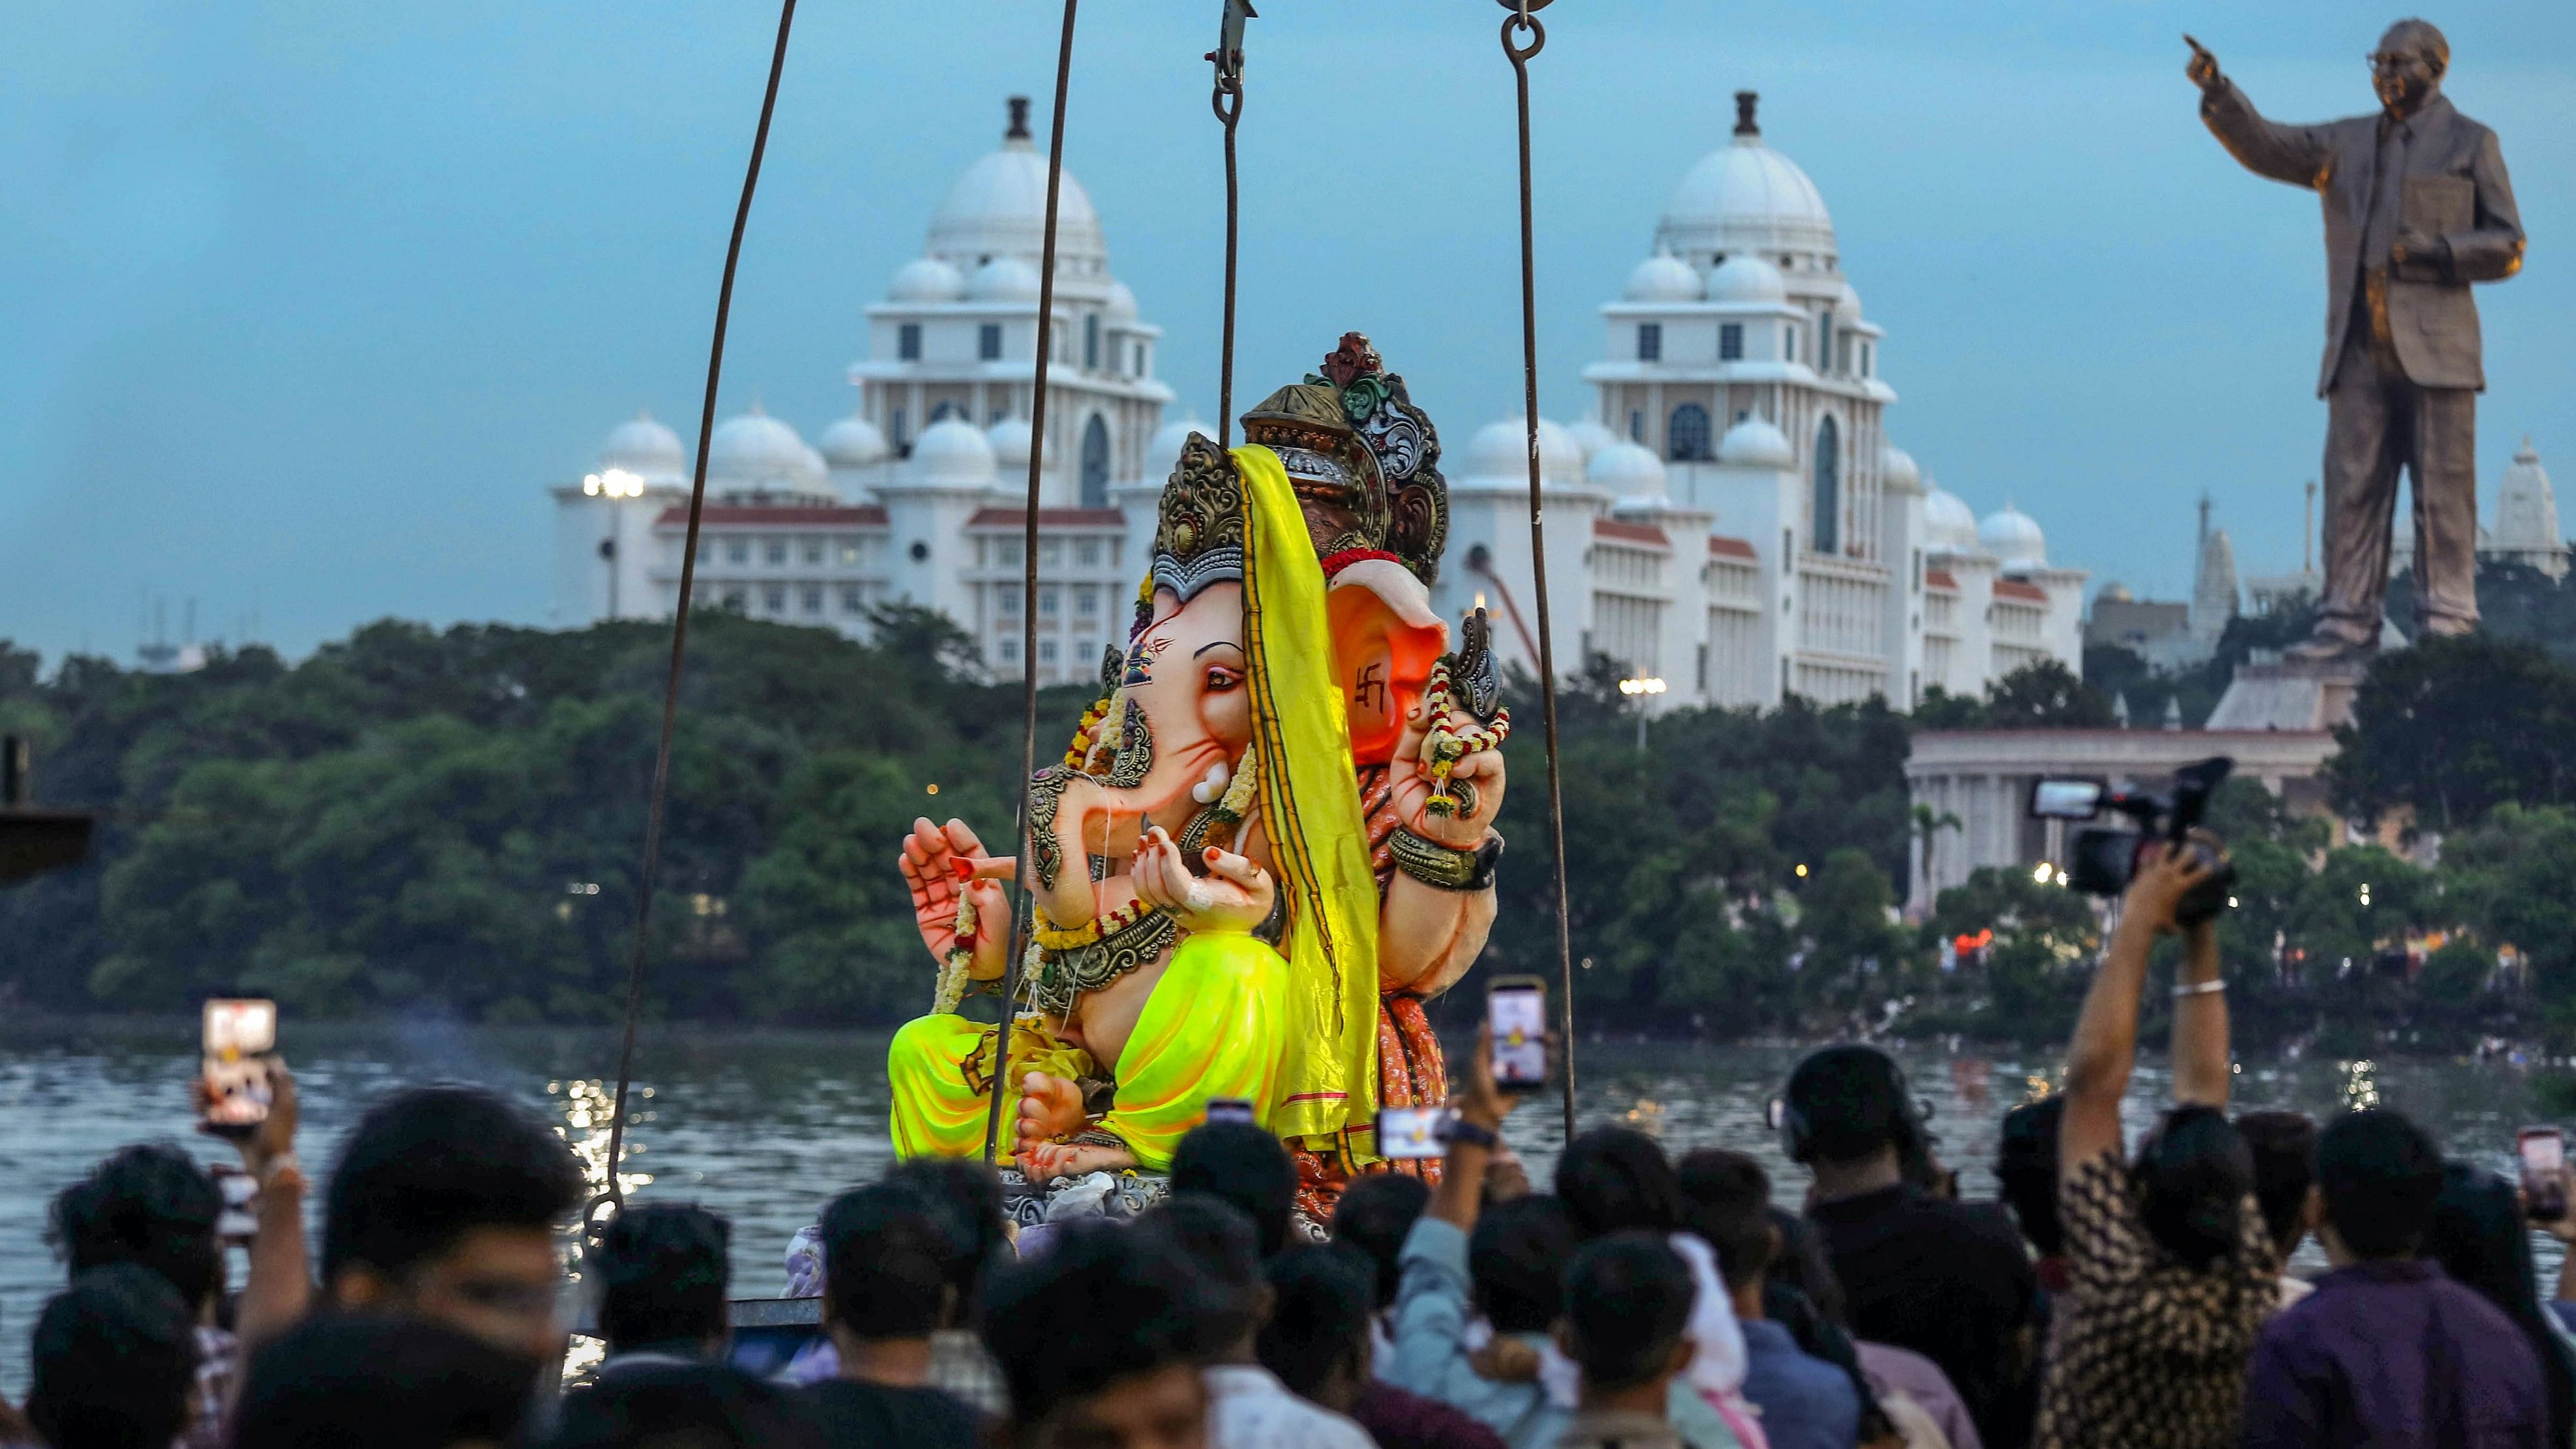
left=1204, top=665, right=1243, bottom=693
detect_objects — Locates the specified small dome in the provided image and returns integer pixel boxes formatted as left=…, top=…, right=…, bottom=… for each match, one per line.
left=986, top=417, right=1033, bottom=469
left=601, top=411, right=685, bottom=477
left=2097, top=581, right=2134, bottom=604
left=927, top=103, right=1107, bottom=273
left=913, top=416, right=999, bottom=488
left=1148, top=415, right=1209, bottom=477
left=2494, top=438, right=2560, bottom=550
left=969, top=256, right=1043, bottom=303
left=819, top=412, right=889, bottom=468
left=1717, top=416, right=1794, bottom=468
left=708, top=404, right=810, bottom=484
left=1466, top=417, right=1582, bottom=486
left=1706, top=254, right=1788, bottom=306
left=1565, top=419, right=1621, bottom=464
left=890, top=256, right=967, bottom=303
left=1624, top=250, right=1703, bottom=304
left=1924, top=485, right=1979, bottom=553
left=1103, top=280, right=1138, bottom=321
left=1877, top=443, right=1921, bottom=494
left=1833, top=281, right=1863, bottom=319
left=1656, top=97, right=1837, bottom=265
left=1588, top=440, right=1668, bottom=497
left=1979, top=502, right=2047, bottom=571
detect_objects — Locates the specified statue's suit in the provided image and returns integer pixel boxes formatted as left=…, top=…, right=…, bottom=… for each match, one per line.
left=2200, top=80, right=2523, bottom=642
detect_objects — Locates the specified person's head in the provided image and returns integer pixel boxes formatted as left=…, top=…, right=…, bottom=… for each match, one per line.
left=1257, top=1246, right=1375, bottom=1416
left=2429, top=1164, right=2543, bottom=1319
left=1328, top=1171, right=1429, bottom=1313
left=593, top=1203, right=730, bottom=1358
left=1138, top=1192, right=1268, bottom=1356
left=26, top=1264, right=201, bottom=1449
left=1468, top=1193, right=1581, bottom=1334
left=1763, top=1207, right=1850, bottom=1327
left=230, top=1314, right=541, bottom=1449
left=818, top=1182, right=951, bottom=1345
left=2132, top=1103, right=2256, bottom=1270
left=981, top=1219, right=1222, bottom=1449
left=1554, top=1126, right=1683, bottom=1238
left=48, top=1143, right=224, bottom=1315
left=323, top=1084, right=585, bottom=1360
left=1995, top=1096, right=2067, bottom=1256
left=1558, top=1233, right=1695, bottom=1408
left=1169, top=1120, right=1297, bottom=1259
left=2238, top=1110, right=2320, bottom=1260
left=1675, top=1149, right=1775, bottom=1295
left=1784, top=1045, right=1914, bottom=1173
left=2372, top=18, right=2448, bottom=115
left=2315, top=1108, right=2444, bottom=1261
left=548, top=1363, right=825, bottom=1449
left=888, top=1156, right=1010, bottom=1325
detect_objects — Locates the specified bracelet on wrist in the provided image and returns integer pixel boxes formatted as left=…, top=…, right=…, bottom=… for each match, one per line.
left=1390, top=829, right=1502, bottom=892
left=2171, top=978, right=2227, bottom=998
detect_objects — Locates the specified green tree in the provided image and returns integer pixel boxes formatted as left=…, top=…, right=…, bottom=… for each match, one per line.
left=2329, top=634, right=2576, bottom=831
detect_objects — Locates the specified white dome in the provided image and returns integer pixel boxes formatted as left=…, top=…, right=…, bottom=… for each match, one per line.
left=1655, top=97, right=1836, bottom=267
left=986, top=417, right=1033, bottom=470
left=1979, top=503, right=2047, bottom=571
left=2494, top=438, right=2559, bottom=550
left=1706, top=254, right=1788, bottom=306
left=1147, top=415, right=1209, bottom=478
left=1624, top=250, right=1703, bottom=304
left=2097, top=581, right=2134, bottom=604
left=1565, top=419, right=1621, bottom=464
left=819, top=413, right=889, bottom=468
left=794, top=445, right=831, bottom=493
left=1834, top=281, right=1863, bottom=319
left=1466, top=417, right=1583, bottom=487
left=889, top=256, right=967, bottom=303
left=1878, top=443, right=1921, bottom=494
left=601, top=411, right=685, bottom=477
left=707, top=405, right=810, bottom=485
left=1717, top=416, right=1794, bottom=468
left=969, top=256, right=1043, bottom=303
left=1103, top=280, right=1138, bottom=321
left=1587, top=440, right=1668, bottom=497
left=913, top=416, right=999, bottom=488
left=927, top=106, right=1106, bottom=274
left=1924, top=486, right=1979, bottom=553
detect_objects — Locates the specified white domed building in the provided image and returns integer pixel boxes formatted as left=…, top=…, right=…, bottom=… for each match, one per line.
left=548, top=99, right=1169, bottom=683
left=1432, top=90, right=2080, bottom=713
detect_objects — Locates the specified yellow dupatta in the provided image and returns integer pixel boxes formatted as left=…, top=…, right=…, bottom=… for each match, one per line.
left=1234, top=444, right=1382, bottom=1144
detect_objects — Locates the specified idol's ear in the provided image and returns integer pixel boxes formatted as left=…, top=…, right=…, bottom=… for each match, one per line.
left=1327, top=561, right=1447, bottom=767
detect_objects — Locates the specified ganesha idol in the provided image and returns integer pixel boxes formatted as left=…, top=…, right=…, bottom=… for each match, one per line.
left=887, top=333, right=1507, bottom=1213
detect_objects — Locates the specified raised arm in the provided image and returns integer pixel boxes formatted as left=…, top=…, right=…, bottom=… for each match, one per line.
left=2169, top=910, right=2231, bottom=1109
left=2061, top=846, right=2215, bottom=1175
left=2188, top=40, right=2337, bottom=190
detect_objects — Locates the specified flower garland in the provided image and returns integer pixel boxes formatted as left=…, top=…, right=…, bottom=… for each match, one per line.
left=1421, top=656, right=1511, bottom=816
left=932, top=888, right=977, bottom=1015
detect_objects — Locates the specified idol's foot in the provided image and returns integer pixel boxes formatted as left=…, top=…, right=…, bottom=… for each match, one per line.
left=1017, top=1139, right=1138, bottom=1184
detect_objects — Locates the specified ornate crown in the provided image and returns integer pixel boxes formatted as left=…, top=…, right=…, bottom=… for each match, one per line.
left=1150, top=432, right=1247, bottom=603
left=1240, top=378, right=1390, bottom=563
left=1241, top=332, right=1451, bottom=585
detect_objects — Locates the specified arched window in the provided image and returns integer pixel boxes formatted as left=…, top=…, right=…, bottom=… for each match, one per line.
left=1080, top=414, right=1111, bottom=509
left=1813, top=415, right=1841, bottom=555
left=1668, top=403, right=1710, bottom=462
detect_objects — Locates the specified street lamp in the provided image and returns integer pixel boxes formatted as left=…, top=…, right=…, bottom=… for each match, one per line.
left=1618, top=675, right=1666, bottom=750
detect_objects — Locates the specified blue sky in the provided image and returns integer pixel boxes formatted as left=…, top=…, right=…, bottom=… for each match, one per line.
left=5, top=1, right=2570, bottom=662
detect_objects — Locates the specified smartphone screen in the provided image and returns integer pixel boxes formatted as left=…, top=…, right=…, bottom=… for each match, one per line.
left=1487, top=981, right=1547, bottom=1090
left=2521, top=1128, right=2566, bottom=1221
left=1377, top=1106, right=1453, bottom=1159
left=201, top=998, right=277, bottom=1139
left=1205, top=1097, right=1256, bottom=1126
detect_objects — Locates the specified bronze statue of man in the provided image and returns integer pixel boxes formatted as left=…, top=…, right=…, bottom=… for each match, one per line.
left=2188, top=20, right=2524, bottom=661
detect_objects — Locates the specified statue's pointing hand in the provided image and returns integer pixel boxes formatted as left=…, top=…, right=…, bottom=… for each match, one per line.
left=2184, top=34, right=2221, bottom=91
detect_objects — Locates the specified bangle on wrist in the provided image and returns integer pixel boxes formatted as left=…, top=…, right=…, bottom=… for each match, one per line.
left=2171, top=978, right=2227, bottom=998
left=1440, top=1117, right=1498, bottom=1151
left=1391, top=829, right=1502, bottom=892
left=256, top=1153, right=301, bottom=1188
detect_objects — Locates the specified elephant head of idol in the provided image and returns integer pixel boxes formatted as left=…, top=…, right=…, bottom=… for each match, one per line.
left=1026, top=434, right=1258, bottom=927
left=1242, top=332, right=1455, bottom=766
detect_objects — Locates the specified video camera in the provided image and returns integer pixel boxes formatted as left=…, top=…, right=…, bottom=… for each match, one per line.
left=2026, top=755, right=2237, bottom=925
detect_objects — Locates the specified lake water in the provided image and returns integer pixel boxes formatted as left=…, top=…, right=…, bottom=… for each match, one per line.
left=0, top=1017, right=2557, bottom=1394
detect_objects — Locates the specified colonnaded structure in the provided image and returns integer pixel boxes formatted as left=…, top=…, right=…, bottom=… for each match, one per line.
left=548, top=95, right=2084, bottom=706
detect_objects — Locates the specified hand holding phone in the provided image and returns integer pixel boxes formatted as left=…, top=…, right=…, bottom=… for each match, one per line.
left=199, top=998, right=278, bottom=1143
left=1205, top=1097, right=1257, bottom=1127
left=2521, top=1128, right=2568, bottom=1226
left=1376, top=1105, right=1455, bottom=1159
left=1485, top=976, right=1548, bottom=1092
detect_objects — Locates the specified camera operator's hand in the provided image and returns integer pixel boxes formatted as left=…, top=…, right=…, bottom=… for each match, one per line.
left=1454, top=1023, right=1522, bottom=1135
left=2124, top=838, right=2219, bottom=935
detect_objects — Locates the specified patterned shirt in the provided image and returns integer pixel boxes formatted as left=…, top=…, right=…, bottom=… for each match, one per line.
left=182, top=1324, right=235, bottom=1449
left=2034, top=1150, right=2279, bottom=1449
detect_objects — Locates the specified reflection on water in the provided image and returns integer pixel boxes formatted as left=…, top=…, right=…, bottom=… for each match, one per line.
left=0, top=1019, right=2561, bottom=1393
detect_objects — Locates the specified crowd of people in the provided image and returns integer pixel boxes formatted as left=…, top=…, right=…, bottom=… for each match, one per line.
left=10, top=837, right=2576, bottom=1448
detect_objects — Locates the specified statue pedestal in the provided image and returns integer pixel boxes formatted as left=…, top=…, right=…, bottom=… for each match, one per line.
left=2204, top=654, right=2367, bottom=732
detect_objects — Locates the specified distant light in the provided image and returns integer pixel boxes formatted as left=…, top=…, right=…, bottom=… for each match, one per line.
left=1795, top=863, right=1809, bottom=878
left=2033, top=861, right=2054, bottom=884
left=1617, top=676, right=1668, bottom=696
left=2228, top=895, right=2240, bottom=908
left=2055, top=869, right=2070, bottom=887
left=1473, top=591, right=1488, bottom=611
left=925, top=783, right=940, bottom=796
left=599, top=468, right=645, bottom=499
left=582, top=473, right=602, bottom=496
left=2359, top=882, right=2373, bottom=907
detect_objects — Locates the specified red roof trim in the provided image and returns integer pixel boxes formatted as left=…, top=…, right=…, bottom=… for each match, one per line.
left=1708, top=535, right=1758, bottom=560
left=653, top=505, right=887, bottom=528
left=966, top=507, right=1127, bottom=529
left=1592, top=518, right=1670, bottom=546
left=1924, top=569, right=1959, bottom=590
left=1992, top=579, right=2049, bottom=603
